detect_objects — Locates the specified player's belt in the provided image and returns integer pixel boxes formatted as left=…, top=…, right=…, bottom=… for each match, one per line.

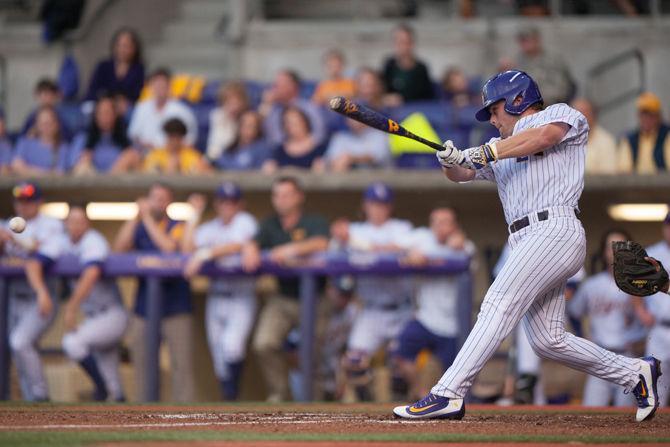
left=509, top=209, right=578, bottom=234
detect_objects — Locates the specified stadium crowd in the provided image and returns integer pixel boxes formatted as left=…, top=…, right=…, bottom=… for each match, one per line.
left=1, top=24, right=669, bottom=176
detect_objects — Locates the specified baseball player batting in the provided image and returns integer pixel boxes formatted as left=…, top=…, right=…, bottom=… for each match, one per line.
left=393, top=70, right=661, bottom=422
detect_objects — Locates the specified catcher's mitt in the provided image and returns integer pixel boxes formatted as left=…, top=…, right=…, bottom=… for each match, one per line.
left=612, top=241, right=669, bottom=296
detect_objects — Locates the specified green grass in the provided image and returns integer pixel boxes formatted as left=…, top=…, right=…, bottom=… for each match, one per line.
left=1, top=431, right=669, bottom=446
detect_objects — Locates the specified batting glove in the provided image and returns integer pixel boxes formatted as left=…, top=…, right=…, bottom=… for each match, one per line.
left=436, top=140, right=465, bottom=168
left=461, top=143, right=498, bottom=170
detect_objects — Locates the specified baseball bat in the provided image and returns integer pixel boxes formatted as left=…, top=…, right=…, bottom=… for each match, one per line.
left=328, top=96, right=444, bottom=152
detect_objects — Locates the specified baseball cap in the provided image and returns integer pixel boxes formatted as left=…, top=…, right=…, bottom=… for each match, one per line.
left=637, top=92, right=662, bottom=114
left=363, top=182, right=394, bottom=204
left=12, top=182, right=42, bottom=201
left=215, top=181, right=242, bottom=201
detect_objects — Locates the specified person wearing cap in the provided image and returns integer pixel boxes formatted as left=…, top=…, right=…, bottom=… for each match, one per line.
left=632, top=212, right=670, bottom=408
left=395, top=207, right=475, bottom=401
left=182, top=183, right=258, bottom=400
left=0, top=182, right=64, bottom=401
left=515, top=26, right=575, bottom=105
left=113, top=183, right=195, bottom=402
left=143, top=117, right=209, bottom=175
left=242, top=176, right=330, bottom=402
left=618, top=92, right=670, bottom=174
left=570, top=98, right=618, bottom=174
left=330, top=182, right=414, bottom=401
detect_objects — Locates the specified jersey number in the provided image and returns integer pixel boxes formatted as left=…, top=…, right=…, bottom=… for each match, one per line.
left=516, top=151, right=544, bottom=162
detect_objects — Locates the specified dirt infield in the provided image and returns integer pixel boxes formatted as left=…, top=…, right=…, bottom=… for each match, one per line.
left=0, top=403, right=669, bottom=446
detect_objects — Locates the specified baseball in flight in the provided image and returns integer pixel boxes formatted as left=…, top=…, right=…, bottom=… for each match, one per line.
left=8, top=216, right=26, bottom=234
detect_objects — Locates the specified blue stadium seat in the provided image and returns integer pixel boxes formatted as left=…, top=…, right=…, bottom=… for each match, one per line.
left=200, top=80, right=222, bottom=105
left=190, top=102, right=216, bottom=152
left=244, top=80, right=267, bottom=109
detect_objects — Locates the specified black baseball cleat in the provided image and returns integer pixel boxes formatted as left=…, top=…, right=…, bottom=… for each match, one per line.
left=392, top=393, right=465, bottom=420
left=632, top=356, right=662, bottom=422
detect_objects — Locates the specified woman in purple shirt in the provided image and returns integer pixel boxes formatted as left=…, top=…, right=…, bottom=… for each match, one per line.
left=70, top=95, right=140, bottom=174
left=12, top=106, right=69, bottom=175
left=85, top=28, right=145, bottom=105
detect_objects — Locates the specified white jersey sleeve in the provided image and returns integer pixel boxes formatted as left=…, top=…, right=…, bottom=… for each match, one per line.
left=526, top=103, right=588, bottom=145
left=80, top=230, right=110, bottom=265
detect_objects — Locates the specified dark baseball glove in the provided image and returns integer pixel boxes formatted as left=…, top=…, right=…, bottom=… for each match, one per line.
left=612, top=241, right=669, bottom=296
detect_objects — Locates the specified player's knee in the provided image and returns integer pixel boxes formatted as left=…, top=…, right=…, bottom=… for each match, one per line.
left=527, top=332, right=567, bottom=357
left=9, top=332, right=32, bottom=353
left=252, top=334, right=281, bottom=356
left=62, top=334, right=89, bottom=361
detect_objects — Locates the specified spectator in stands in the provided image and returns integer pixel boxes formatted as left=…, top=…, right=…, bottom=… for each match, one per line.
left=571, top=98, right=618, bottom=174
left=207, top=81, right=250, bottom=161
left=21, top=78, right=73, bottom=141
left=312, top=49, right=357, bottom=106
left=71, top=95, right=140, bottom=174
left=242, top=176, right=330, bottom=402
left=12, top=106, right=69, bottom=176
left=618, top=92, right=670, bottom=174
left=128, top=68, right=197, bottom=152
left=356, top=67, right=389, bottom=110
left=381, top=23, right=434, bottom=103
left=0, top=109, right=12, bottom=175
left=113, top=183, right=196, bottom=402
left=515, top=26, right=575, bottom=105
left=440, top=67, right=478, bottom=108
left=396, top=207, right=474, bottom=400
left=212, top=110, right=272, bottom=171
left=324, top=118, right=391, bottom=171
left=144, top=118, right=209, bottom=175
left=262, top=107, right=327, bottom=173
left=517, top=0, right=550, bottom=16
left=259, top=70, right=326, bottom=147
left=84, top=27, right=145, bottom=105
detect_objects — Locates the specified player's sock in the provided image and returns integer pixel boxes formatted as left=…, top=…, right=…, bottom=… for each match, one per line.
left=79, top=355, right=108, bottom=401
left=220, top=361, right=244, bottom=401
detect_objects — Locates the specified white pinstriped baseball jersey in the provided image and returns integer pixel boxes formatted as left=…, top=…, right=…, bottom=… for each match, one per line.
left=474, top=103, right=589, bottom=224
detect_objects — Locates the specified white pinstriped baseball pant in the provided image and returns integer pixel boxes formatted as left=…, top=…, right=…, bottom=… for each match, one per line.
left=432, top=208, right=643, bottom=398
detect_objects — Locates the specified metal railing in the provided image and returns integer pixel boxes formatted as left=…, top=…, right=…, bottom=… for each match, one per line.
left=0, top=251, right=472, bottom=402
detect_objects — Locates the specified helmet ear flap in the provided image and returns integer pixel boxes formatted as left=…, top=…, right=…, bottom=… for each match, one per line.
left=504, top=92, right=524, bottom=115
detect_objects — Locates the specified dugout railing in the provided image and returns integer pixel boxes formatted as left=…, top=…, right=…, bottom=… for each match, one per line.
left=0, top=252, right=472, bottom=402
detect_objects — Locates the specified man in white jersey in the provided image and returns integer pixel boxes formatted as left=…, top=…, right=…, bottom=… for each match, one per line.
left=568, top=229, right=638, bottom=407
left=183, top=182, right=258, bottom=400
left=59, top=204, right=128, bottom=401
left=330, top=182, right=414, bottom=400
left=0, top=182, right=63, bottom=401
left=634, top=212, right=670, bottom=407
left=393, top=70, right=661, bottom=422
left=395, top=207, right=474, bottom=400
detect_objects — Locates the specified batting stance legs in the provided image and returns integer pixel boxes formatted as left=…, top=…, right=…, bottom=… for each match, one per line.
left=433, top=216, right=641, bottom=396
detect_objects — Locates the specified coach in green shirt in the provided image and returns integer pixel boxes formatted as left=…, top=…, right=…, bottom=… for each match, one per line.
left=243, top=176, right=329, bottom=402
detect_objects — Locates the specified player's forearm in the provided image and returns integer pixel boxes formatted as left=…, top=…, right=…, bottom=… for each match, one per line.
left=285, top=237, right=329, bottom=257
left=142, top=217, right=178, bottom=253
left=68, top=266, right=101, bottom=306
left=494, top=124, right=569, bottom=159
left=113, top=219, right=138, bottom=252
left=443, top=166, right=475, bottom=182
left=25, top=259, right=49, bottom=295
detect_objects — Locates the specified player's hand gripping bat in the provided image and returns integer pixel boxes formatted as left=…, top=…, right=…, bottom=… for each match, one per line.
left=329, top=96, right=444, bottom=152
